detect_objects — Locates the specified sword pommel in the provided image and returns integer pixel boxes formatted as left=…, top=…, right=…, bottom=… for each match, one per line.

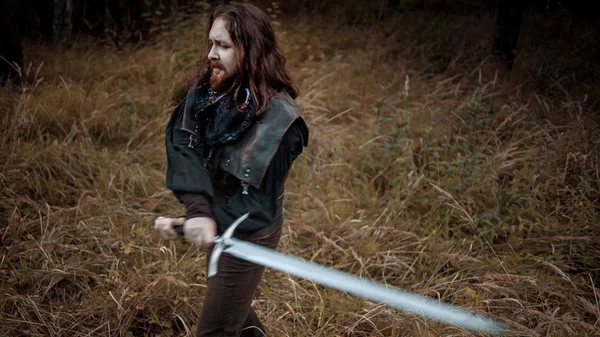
left=208, top=213, right=250, bottom=278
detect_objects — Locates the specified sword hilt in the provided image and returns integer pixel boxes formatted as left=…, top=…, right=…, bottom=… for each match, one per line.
left=153, top=213, right=251, bottom=278
left=153, top=216, right=184, bottom=235
left=173, top=225, right=184, bottom=235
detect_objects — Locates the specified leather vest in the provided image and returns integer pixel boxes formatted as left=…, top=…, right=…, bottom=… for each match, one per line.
left=179, top=87, right=307, bottom=204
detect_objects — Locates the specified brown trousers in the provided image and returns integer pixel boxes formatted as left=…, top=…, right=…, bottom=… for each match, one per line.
left=196, top=225, right=282, bottom=337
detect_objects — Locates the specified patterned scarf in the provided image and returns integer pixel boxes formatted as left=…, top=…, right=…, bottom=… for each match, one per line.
left=193, top=84, right=257, bottom=147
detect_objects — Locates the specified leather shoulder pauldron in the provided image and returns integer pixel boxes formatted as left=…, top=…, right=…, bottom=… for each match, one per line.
left=220, top=94, right=305, bottom=188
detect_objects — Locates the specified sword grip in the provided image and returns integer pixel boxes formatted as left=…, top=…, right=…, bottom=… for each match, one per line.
left=174, top=225, right=184, bottom=236
left=155, top=216, right=185, bottom=236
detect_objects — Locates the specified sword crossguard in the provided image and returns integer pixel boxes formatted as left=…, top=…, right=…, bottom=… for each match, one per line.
left=207, top=212, right=250, bottom=278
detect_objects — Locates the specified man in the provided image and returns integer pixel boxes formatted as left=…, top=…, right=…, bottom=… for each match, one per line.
left=154, top=3, right=308, bottom=337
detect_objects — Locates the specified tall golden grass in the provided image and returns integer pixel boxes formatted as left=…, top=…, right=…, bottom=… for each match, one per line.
left=2, top=8, right=599, bottom=337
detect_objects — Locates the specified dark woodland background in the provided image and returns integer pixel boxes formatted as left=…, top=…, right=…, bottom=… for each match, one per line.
left=1, top=1, right=599, bottom=337
left=2, top=0, right=599, bottom=84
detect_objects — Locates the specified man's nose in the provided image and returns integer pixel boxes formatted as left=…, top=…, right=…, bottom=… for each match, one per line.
left=208, top=45, right=218, bottom=60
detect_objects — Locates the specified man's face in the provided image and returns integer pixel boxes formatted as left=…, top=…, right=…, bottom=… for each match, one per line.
left=207, top=17, right=237, bottom=91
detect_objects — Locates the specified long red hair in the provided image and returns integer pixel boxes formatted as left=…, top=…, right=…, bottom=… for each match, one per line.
left=190, top=2, right=298, bottom=115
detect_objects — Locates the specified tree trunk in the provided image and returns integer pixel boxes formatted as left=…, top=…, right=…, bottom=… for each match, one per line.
left=73, top=0, right=107, bottom=36
left=388, top=0, right=399, bottom=9
left=494, top=0, right=525, bottom=70
left=172, top=0, right=178, bottom=24
left=53, top=0, right=73, bottom=43
left=0, top=0, right=22, bottom=85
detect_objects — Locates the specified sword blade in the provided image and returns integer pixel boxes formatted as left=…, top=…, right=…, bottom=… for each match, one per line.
left=223, top=238, right=506, bottom=335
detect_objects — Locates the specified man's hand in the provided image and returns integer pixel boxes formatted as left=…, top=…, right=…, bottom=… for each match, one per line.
left=154, top=217, right=186, bottom=240
left=184, top=217, right=217, bottom=246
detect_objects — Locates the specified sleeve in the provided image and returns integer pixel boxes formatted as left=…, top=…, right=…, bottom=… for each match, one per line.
left=165, top=100, right=215, bottom=214
left=211, top=120, right=307, bottom=236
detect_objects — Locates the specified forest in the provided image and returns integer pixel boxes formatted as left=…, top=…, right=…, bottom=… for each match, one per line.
left=1, top=0, right=599, bottom=336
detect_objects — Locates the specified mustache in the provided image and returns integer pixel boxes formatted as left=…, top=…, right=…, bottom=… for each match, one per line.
left=210, top=61, right=225, bottom=71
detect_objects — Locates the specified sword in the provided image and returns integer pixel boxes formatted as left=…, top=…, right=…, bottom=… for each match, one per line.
left=155, top=214, right=507, bottom=335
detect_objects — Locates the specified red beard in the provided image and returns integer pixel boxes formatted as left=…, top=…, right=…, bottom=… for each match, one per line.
left=209, top=62, right=232, bottom=91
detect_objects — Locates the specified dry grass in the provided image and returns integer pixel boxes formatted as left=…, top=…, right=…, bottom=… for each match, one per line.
left=2, top=7, right=599, bottom=337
